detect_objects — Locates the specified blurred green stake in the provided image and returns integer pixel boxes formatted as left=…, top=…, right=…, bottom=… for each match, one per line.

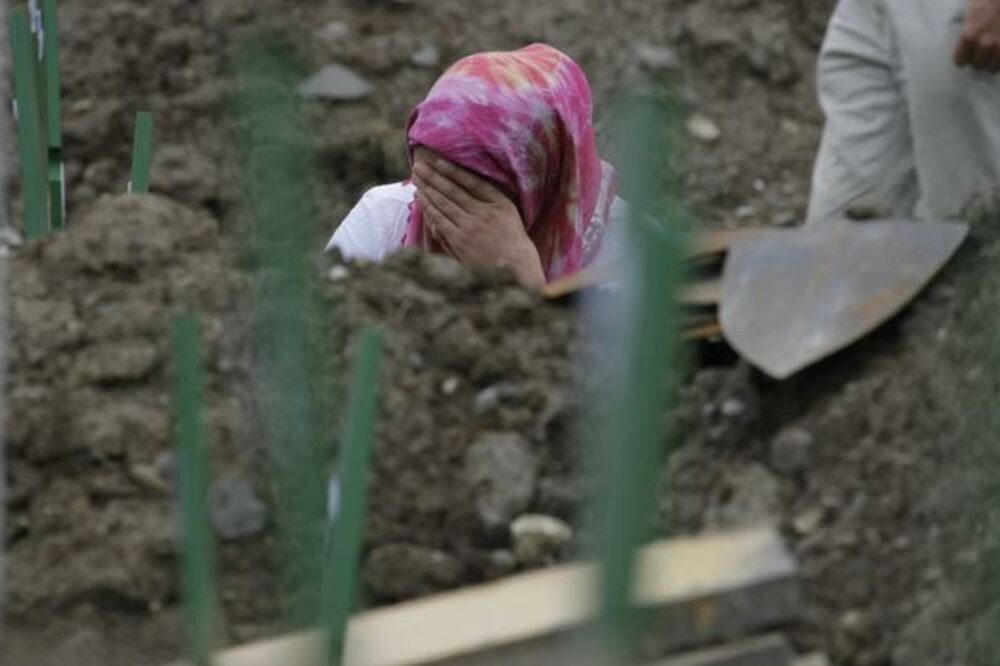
left=9, top=7, right=49, bottom=239
left=130, top=110, right=154, bottom=194
left=323, top=327, right=385, bottom=666
left=172, top=312, right=217, bottom=666
left=592, top=97, right=686, bottom=663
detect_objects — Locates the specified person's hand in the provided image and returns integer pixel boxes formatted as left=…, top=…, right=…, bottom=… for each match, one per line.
left=954, top=0, right=1000, bottom=72
left=412, top=159, right=547, bottom=288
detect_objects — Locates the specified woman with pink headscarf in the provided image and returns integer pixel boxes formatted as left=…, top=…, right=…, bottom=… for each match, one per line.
left=327, top=43, right=626, bottom=288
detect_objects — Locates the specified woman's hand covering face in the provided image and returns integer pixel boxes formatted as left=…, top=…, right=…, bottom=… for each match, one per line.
left=412, top=159, right=547, bottom=288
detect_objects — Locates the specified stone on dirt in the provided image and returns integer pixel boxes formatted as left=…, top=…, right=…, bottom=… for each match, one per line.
left=410, top=43, right=441, bottom=68
left=297, top=64, right=373, bottom=101
left=705, top=463, right=783, bottom=529
left=510, top=514, right=573, bottom=566
left=316, top=20, right=351, bottom=44
left=769, top=426, right=815, bottom=475
left=686, top=113, right=722, bottom=143
left=636, top=43, right=681, bottom=71
left=209, top=477, right=267, bottom=541
left=464, top=431, right=538, bottom=532
left=364, top=544, right=465, bottom=601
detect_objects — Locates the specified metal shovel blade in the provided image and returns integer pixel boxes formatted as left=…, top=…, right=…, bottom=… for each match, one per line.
left=720, top=220, right=969, bottom=379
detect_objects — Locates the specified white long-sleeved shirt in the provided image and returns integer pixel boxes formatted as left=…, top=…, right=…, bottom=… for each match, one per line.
left=326, top=182, right=629, bottom=270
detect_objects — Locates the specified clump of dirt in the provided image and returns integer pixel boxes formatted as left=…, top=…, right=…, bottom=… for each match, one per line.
left=324, top=251, right=588, bottom=600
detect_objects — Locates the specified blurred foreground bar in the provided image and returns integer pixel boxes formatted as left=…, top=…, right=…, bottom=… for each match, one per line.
left=649, top=634, right=792, bottom=666
left=182, top=527, right=804, bottom=666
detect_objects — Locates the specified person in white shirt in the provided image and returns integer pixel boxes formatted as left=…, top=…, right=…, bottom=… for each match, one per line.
left=327, top=43, right=626, bottom=288
left=808, top=0, right=1000, bottom=224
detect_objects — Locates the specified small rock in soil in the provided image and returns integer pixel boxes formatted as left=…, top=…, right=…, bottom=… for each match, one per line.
left=297, top=64, right=374, bottom=101
left=418, top=252, right=475, bottom=292
left=128, top=464, right=170, bottom=495
left=440, top=376, right=460, bottom=395
left=772, top=210, right=798, bottom=227
left=410, top=43, right=441, bottom=69
left=474, top=386, right=501, bottom=414
left=770, top=426, right=815, bottom=474
left=328, top=265, right=350, bottom=282
left=705, top=463, right=783, bottom=529
left=364, top=543, right=465, bottom=601
left=317, top=20, right=351, bottom=44
left=792, top=507, right=824, bottom=535
left=72, top=341, right=159, bottom=385
left=153, top=450, right=176, bottom=489
left=209, top=477, right=267, bottom=541
left=686, top=113, right=721, bottom=143
left=464, top=431, right=538, bottom=533
left=720, top=397, right=747, bottom=418
left=635, top=43, right=681, bottom=71
left=511, top=514, right=573, bottom=566
left=488, top=549, right=517, bottom=575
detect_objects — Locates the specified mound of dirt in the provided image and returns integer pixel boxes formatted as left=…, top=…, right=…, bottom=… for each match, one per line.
left=311, top=201, right=995, bottom=665
left=3, top=194, right=265, bottom=656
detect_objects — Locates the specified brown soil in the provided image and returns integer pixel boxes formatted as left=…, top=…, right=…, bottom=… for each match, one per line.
left=6, top=1, right=999, bottom=665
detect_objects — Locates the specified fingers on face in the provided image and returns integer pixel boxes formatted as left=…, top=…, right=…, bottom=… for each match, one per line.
left=416, top=189, right=458, bottom=239
left=414, top=162, right=477, bottom=213
left=416, top=173, right=467, bottom=222
left=433, top=159, right=497, bottom=202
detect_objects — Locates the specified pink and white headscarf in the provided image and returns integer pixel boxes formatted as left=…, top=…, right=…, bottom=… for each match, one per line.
left=405, top=43, right=616, bottom=280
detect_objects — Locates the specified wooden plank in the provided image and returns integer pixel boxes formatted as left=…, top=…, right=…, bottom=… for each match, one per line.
left=646, top=634, right=794, bottom=666
left=542, top=228, right=766, bottom=302
left=188, top=527, right=799, bottom=666
left=543, top=274, right=722, bottom=308
left=686, top=228, right=773, bottom=262
left=541, top=262, right=619, bottom=300
left=683, top=321, right=722, bottom=341
left=680, top=278, right=722, bottom=307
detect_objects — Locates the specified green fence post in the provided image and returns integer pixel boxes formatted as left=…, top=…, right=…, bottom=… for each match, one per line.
left=233, top=38, right=329, bottom=628
left=172, top=312, right=217, bottom=666
left=130, top=111, right=154, bottom=194
left=8, top=7, right=49, bottom=239
left=323, top=327, right=385, bottom=666
left=590, top=97, right=686, bottom=664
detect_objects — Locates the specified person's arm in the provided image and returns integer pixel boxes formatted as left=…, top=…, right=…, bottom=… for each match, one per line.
left=411, top=159, right=547, bottom=289
left=955, top=0, right=1000, bottom=72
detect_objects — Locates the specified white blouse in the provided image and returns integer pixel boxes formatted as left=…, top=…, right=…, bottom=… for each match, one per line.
left=326, top=181, right=630, bottom=271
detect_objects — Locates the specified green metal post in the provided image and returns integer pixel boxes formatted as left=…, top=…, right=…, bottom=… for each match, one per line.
left=172, top=312, right=217, bottom=666
left=130, top=110, right=154, bottom=194
left=323, top=327, right=384, bottom=666
left=8, top=7, right=48, bottom=239
left=591, top=97, right=686, bottom=663
left=233, top=38, right=330, bottom=627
